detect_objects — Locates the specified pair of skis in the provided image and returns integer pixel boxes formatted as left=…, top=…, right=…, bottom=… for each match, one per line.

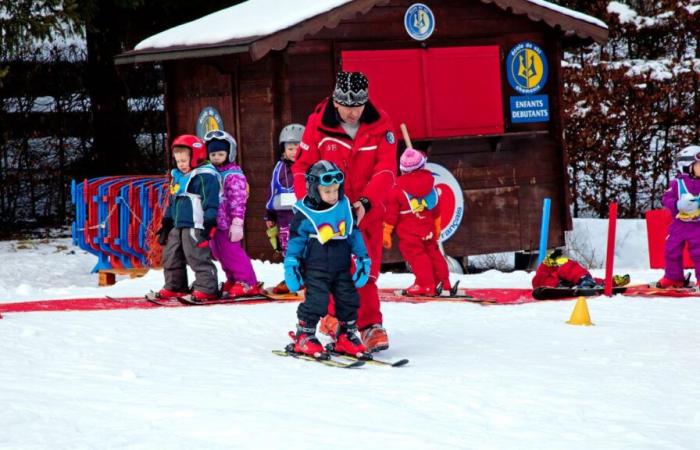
left=273, top=343, right=409, bottom=369
left=143, top=291, right=269, bottom=307
left=272, top=344, right=408, bottom=369
left=393, top=280, right=470, bottom=298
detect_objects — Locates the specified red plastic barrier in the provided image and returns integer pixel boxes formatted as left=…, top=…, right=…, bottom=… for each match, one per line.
left=645, top=209, right=693, bottom=269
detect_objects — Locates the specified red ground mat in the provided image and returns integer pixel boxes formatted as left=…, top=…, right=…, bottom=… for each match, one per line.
left=9, top=286, right=679, bottom=316
left=0, top=296, right=296, bottom=314
left=378, top=288, right=537, bottom=305
left=623, top=285, right=700, bottom=298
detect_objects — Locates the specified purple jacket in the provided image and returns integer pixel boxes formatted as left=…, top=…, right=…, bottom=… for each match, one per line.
left=662, top=174, right=700, bottom=218
left=215, top=162, right=248, bottom=230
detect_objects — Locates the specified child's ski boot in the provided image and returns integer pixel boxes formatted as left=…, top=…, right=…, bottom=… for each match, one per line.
left=654, top=276, right=686, bottom=289
left=227, top=281, right=263, bottom=297
left=405, top=284, right=436, bottom=297
left=613, top=274, right=631, bottom=287
left=190, top=290, right=219, bottom=301
left=288, top=321, right=327, bottom=359
left=360, top=324, right=389, bottom=353
left=576, top=274, right=600, bottom=289
left=329, top=321, right=368, bottom=359
left=156, top=288, right=189, bottom=300
left=272, top=280, right=290, bottom=294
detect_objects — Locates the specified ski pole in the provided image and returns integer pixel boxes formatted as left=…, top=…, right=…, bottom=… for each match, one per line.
left=536, top=198, right=551, bottom=265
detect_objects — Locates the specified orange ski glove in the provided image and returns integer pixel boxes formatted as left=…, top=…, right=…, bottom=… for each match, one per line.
left=382, top=223, right=394, bottom=249
left=433, top=217, right=442, bottom=242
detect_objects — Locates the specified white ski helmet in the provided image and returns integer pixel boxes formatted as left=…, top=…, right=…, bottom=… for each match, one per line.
left=279, top=123, right=305, bottom=148
left=676, top=145, right=700, bottom=174
left=204, top=129, right=237, bottom=163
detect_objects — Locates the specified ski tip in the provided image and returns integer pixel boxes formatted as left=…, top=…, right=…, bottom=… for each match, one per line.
left=343, top=360, right=366, bottom=368
left=391, top=359, right=410, bottom=367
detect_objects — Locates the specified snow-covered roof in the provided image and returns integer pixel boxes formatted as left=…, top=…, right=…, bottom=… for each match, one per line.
left=116, top=0, right=608, bottom=64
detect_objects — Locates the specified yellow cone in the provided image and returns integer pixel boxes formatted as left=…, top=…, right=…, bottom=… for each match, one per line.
left=566, top=297, right=594, bottom=326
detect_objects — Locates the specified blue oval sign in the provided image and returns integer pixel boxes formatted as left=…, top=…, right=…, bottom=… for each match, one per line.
left=506, top=41, right=549, bottom=95
left=195, top=106, right=225, bottom=138
left=404, top=3, right=435, bottom=41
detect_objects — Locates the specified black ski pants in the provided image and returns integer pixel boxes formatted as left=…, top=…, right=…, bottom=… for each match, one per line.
left=297, top=269, right=359, bottom=326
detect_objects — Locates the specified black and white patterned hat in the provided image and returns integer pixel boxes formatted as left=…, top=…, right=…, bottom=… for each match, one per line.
left=332, top=71, right=369, bottom=107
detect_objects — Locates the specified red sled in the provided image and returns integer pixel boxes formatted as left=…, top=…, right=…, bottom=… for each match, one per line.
left=645, top=209, right=693, bottom=269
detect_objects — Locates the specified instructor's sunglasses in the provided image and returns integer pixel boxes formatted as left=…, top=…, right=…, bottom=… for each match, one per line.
left=310, top=170, right=344, bottom=186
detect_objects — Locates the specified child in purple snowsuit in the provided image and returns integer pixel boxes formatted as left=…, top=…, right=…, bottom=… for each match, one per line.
left=265, top=123, right=305, bottom=253
left=204, top=130, right=261, bottom=297
left=658, top=145, right=700, bottom=288
left=265, top=124, right=304, bottom=293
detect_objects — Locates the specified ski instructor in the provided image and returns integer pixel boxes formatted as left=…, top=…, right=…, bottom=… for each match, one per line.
left=292, top=71, right=397, bottom=352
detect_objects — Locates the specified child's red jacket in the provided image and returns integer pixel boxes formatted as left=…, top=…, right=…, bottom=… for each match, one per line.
left=384, top=169, right=440, bottom=240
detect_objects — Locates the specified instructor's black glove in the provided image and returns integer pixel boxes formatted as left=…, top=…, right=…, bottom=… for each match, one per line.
left=358, top=197, right=372, bottom=213
left=157, top=217, right=174, bottom=246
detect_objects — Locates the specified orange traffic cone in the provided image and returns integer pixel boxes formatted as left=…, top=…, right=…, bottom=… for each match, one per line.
left=566, top=297, right=594, bottom=326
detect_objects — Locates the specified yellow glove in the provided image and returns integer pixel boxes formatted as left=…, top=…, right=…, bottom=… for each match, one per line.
left=266, top=225, right=279, bottom=251
left=382, top=223, right=394, bottom=249
left=433, top=217, right=442, bottom=241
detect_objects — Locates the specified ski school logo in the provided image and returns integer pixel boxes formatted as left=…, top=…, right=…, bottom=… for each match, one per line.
left=426, top=163, right=464, bottom=242
left=404, top=3, right=435, bottom=41
left=195, top=106, right=225, bottom=138
left=506, top=42, right=548, bottom=95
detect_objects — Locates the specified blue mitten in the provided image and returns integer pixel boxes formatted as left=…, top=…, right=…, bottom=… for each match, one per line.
left=352, top=256, right=371, bottom=288
left=284, top=257, right=303, bottom=292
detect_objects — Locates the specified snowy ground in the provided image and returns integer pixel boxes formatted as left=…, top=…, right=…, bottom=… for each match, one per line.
left=1, top=220, right=699, bottom=449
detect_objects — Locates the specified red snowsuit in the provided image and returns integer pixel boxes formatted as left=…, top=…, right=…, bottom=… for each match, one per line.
left=384, top=169, right=449, bottom=289
left=532, top=259, right=598, bottom=288
left=293, top=98, right=397, bottom=329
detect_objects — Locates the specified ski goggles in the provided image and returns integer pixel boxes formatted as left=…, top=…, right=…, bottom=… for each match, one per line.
left=678, top=154, right=700, bottom=166
left=311, top=170, right=344, bottom=186
left=203, top=130, right=227, bottom=142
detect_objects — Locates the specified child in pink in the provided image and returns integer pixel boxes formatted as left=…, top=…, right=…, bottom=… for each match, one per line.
left=382, top=148, right=450, bottom=296
left=204, top=130, right=261, bottom=297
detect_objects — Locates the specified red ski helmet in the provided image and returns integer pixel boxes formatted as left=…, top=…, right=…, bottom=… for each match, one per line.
left=171, top=135, right=207, bottom=168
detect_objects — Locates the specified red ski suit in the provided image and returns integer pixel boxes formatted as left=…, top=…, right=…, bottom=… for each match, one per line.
left=384, top=169, right=449, bottom=289
left=293, top=98, right=397, bottom=328
left=532, top=259, right=596, bottom=288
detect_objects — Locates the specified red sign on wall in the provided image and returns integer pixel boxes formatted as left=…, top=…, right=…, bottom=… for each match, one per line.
left=342, top=46, right=504, bottom=140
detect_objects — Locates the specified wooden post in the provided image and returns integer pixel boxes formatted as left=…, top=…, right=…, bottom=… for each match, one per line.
left=98, top=268, right=149, bottom=286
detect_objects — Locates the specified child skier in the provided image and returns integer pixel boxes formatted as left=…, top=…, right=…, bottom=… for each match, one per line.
left=265, top=123, right=304, bottom=294
left=656, top=144, right=700, bottom=288
left=204, top=129, right=261, bottom=297
left=382, top=148, right=450, bottom=296
left=532, top=248, right=629, bottom=289
left=285, top=160, right=371, bottom=359
left=155, top=135, right=220, bottom=301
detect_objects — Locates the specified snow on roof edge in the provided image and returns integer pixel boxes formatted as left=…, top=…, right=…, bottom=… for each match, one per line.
left=131, top=0, right=607, bottom=55
left=525, top=0, right=608, bottom=30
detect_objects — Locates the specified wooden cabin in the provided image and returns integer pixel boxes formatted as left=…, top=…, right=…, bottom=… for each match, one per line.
left=116, top=0, right=608, bottom=266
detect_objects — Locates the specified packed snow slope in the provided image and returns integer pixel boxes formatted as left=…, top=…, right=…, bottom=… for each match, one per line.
left=1, top=219, right=699, bottom=449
